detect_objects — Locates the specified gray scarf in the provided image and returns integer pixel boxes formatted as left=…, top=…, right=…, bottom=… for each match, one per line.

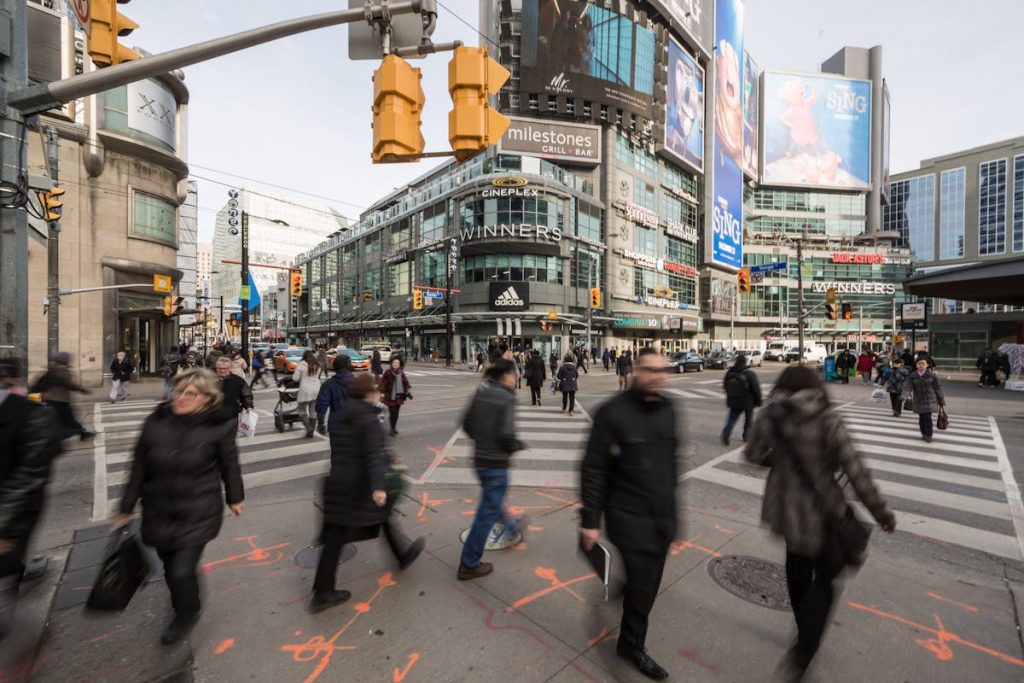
left=389, top=368, right=402, bottom=401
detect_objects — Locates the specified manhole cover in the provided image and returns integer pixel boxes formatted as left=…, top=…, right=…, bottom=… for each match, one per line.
left=707, top=555, right=790, bottom=611
left=294, top=544, right=357, bottom=569
left=458, top=523, right=519, bottom=550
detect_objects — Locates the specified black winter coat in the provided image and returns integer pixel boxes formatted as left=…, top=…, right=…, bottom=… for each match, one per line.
left=723, top=366, right=762, bottom=411
left=210, top=374, right=254, bottom=424
left=120, top=404, right=244, bottom=550
left=110, top=358, right=134, bottom=382
left=556, top=362, right=579, bottom=392
left=525, top=356, right=547, bottom=387
left=580, top=389, right=680, bottom=552
left=0, top=395, right=61, bottom=547
left=322, top=400, right=390, bottom=532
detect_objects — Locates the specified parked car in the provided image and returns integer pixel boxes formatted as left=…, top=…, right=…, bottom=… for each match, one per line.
left=764, top=343, right=788, bottom=361
left=738, top=350, right=763, bottom=367
left=360, top=344, right=392, bottom=362
left=706, top=352, right=736, bottom=370
left=331, top=347, right=371, bottom=372
left=274, top=347, right=310, bottom=374
left=668, top=352, right=704, bottom=373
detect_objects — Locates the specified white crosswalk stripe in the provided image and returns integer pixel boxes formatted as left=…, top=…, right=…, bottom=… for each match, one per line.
left=91, top=398, right=330, bottom=521
left=666, top=383, right=774, bottom=400
left=422, top=401, right=590, bottom=489
left=682, top=403, right=1024, bottom=562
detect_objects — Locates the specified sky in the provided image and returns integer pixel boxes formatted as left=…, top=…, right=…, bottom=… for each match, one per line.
left=116, top=0, right=1024, bottom=243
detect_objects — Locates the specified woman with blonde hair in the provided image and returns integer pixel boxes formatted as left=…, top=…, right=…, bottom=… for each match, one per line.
left=292, top=350, right=323, bottom=438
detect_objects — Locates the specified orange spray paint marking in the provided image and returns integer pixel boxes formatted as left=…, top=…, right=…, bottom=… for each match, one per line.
left=713, top=524, right=734, bottom=534
left=587, top=627, right=610, bottom=647
left=847, top=602, right=1024, bottom=668
left=670, top=535, right=722, bottom=558
left=419, top=446, right=455, bottom=482
left=533, top=490, right=581, bottom=508
left=927, top=592, right=980, bottom=613
left=281, top=572, right=399, bottom=683
left=201, top=536, right=290, bottom=574
left=214, top=638, right=235, bottom=655
left=527, top=524, right=544, bottom=532
left=509, top=567, right=597, bottom=611
left=416, top=492, right=453, bottom=521
left=393, top=652, right=420, bottom=682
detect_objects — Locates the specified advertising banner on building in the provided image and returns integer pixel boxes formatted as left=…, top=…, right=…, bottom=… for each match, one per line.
left=742, top=51, right=760, bottom=179
left=663, top=38, right=704, bottom=173
left=519, top=0, right=655, bottom=118
left=126, top=79, right=177, bottom=150
left=647, top=0, right=714, bottom=55
left=489, top=282, right=530, bottom=312
left=710, top=0, right=745, bottom=270
left=761, top=71, right=872, bottom=190
left=498, top=117, right=601, bottom=164
left=881, top=80, right=891, bottom=203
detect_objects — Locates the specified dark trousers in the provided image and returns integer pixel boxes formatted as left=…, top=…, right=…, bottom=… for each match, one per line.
left=603, top=360, right=610, bottom=371
left=785, top=549, right=843, bottom=665
left=529, top=385, right=541, bottom=404
left=722, top=406, right=754, bottom=441
left=0, top=534, right=32, bottom=640
left=562, top=390, right=576, bottom=413
left=618, top=548, right=669, bottom=653
left=839, top=369, right=849, bottom=384
left=315, top=522, right=406, bottom=593
left=889, top=393, right=903, bottom=415
left=250, top=367, right=266, bottom=387
left=388, top=404, right=401, bottom=432
left=49, top=400, right=84, bottom=439
left=156, top=545, right=205, bottom=618
left=980, top=371, right=997, bottom=386
left=918, top=412, right=933, bottom=438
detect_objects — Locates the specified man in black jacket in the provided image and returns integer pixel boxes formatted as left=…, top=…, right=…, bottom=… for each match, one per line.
left=211, top=357, right=254, bottom=424
left=0, top=358, right=61, bottom=641
left=580, top=349, right=679, bottom=680
left=721, top=354, right=762, bottom=446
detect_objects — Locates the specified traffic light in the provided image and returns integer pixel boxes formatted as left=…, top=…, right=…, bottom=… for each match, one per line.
left=162, top=295, right=173, bottom=317
left=825, top=303, right=838, bottom=320
left=448, top=46, right=510, bottom=163
left=841, top=303, right=853, bottom=320
left=89, top=0, right=141, bottom=68
left=371, top=55, right=425, bottom=163
left=39, top=186, right=65, bottom=222
left=737, top=267, right=751, bottom=294
left=413, top=289, right=423, bottom=310
left=590, top=287, right=601, bottom=308
left=825, top=288, right=837, bottom=305
left=289, top=270, right=303, bottom=297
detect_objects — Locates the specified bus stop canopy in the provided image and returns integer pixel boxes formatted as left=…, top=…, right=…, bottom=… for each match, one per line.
left=903, top=256, right=1024, bottom=306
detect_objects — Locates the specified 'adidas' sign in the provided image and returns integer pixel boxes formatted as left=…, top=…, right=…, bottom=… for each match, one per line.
left=493, top=286, right=525, bottom=307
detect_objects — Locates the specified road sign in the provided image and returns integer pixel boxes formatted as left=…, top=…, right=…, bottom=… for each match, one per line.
left=153, top=274, right=171, bottom=293
left=749, top=262, right=788, bottom=274
left=347, top=0, right=425, bottom=60
left=423, top=291, right=443, bottom=301
left=240, top=284, right=251, bottom=300
left=70, top=0, right=91, bottom=31
left=547, top=310, right=558, bottom=320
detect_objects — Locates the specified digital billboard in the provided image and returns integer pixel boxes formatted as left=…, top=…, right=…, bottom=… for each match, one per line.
left=647, top=0, right=714, bottom=55
left=761, top=71, right=873, bottom=190
left=519, top=0, right=656, bottom=118
left=742, top=51, right=759, bottom=179
left=663, top=38, right=704, bottom=173
left=710, top=0, right=745, bottom=271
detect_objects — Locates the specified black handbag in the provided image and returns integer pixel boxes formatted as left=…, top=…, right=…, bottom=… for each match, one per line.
left=936, top=407, right=949, bottom=431
left=902, top=398, right=913, bottom=411
left=85, top=528, right=152, bottom=612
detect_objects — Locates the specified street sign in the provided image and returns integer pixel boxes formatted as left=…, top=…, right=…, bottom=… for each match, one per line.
left=547, top=309, right=558, bottom=320
left=240, top=284, right=251, bottom=300
left=347, top=0, right=425, bottom=60
left=153, top=274, right=171, bottom=293
left=423, top=291, right=443, bottom=301
left=749, top=262, right=788, bottom=274
left=70, top=0, right=90, bottom=31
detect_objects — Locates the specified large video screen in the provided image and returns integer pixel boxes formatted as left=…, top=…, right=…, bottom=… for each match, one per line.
left=742, top=51, right=759, bottom=179
left=761, top=71, right=873, bottom=190
left=520, top=0, right=656, bottom=118
left=647, top=0, right=714, bottom=55
left=663, top=38, right=704, bottom=173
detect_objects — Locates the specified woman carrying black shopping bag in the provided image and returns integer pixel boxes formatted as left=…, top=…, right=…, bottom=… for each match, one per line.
left=744, top=365, right=895, bottom=680
left=114, top=368, right=244, bottom=646
left=312, top=372, right=425, bottom=613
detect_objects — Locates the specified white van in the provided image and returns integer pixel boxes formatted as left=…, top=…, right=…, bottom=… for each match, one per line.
left=764, top=343, right=788, bottom=361
left=784, top=344, right=828, bottom=364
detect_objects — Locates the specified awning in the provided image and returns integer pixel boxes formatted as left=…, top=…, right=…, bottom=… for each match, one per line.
left=903, top=256, right=1024, bottom=306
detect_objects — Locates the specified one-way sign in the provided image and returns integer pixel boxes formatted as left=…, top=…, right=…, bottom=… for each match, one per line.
left=750, top=262, right=788, bottom=274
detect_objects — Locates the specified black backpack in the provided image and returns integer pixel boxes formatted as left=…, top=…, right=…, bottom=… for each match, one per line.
left=724, top=371, right=750, bottom=401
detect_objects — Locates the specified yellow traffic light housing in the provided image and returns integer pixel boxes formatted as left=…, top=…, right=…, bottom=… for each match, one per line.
left=289, top=270, right=303, bottom=297
left=89, top=0, right=141, bottom=68
left=589, top=287, right=601, bottom=308
left=162, top=295, right=173, bottom=317
left=737, top=267, right=751, bottom=294
left=371, top=55, right=425, bottom=163
left=825, top=287, right=837, bottom=305
left=448, top=46, right=510, bottom=163
left=39, top=186, right=65, bottom=222
left=825, top=303, right=838, bottom=320
left=412, top=289, right=424, bottom=310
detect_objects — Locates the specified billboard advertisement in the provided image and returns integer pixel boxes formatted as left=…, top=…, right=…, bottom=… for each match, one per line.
left=710, top=0, right=745, bottom=271
left=742, top=51, right=759, bottom=179
left=499, top=116, right=601, bottom=164
left=761, top=71, right=872, bottom=190
left=519, top=0, right=656, bottom=117
left=881, top=80, right=891, bottom=203
left=663, top=38, right=704, bottom=173
left=647, top=0, right=714, bottom=55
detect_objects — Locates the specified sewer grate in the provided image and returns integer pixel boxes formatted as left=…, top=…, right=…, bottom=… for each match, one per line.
left=707, top=555, right=791, bottom=611
left=294, top=544, right=357, bottom=569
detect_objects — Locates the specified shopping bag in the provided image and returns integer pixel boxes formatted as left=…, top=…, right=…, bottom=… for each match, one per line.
left=903, top=398, right=913, bottom=412
left=238, top=410, right=258, bottom=438
left=85, top=528, right=152, bottom=612
left=936, top=408, right=949, bottom=431
left=870, top=388, right=886, bottom=402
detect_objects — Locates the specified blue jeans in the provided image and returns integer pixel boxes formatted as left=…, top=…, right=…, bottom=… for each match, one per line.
left=723, top=406, right=754, bottom=441
left=460, top=467, right=518, bottom=568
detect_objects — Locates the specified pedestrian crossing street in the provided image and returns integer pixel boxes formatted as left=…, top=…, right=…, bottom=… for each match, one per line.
left=683, top=402, right=1024, bottom=562
left=422, top=399, right=589, bottom=489
left=91, top=398, right=331, bottom=521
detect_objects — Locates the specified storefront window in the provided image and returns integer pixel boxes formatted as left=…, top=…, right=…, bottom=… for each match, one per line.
left=633, top=177, right=658, bottom=211
left=325, top=250, right=339, bottom=279
left=665, top=236, right=696, bottom=265
left=363, top=269, right=381, bottom=299
left=461, top=254, right=563, bottom=284
left=342, top=276, right=358, bottom=304
left=390, top=218, right=411, bottom=248
left=571, top=248, right=602, bottom=288
left=342, top=244, right=357, bottom=269
left=576, top=201, right=602, bottom=242
left=364, top=231, right=382, bottom=257
left=132, top=190, right=176, bottom=245
left=420, top=202, right=447, bottom=243
left=311, top=256, right=322, bottom=284
left=666, top=274, right=696, bottom=306
left=633, top=267, right=656, bottom=298
left=634, top=225, right=658, bottom=257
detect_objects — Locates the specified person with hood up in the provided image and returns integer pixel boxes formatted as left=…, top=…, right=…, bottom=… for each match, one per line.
left=556, top=352, right=580, bottom=415
left=721, top=354, right=762, bottom=446
left=114, top=368, right=244, bottom=645
left=744, top=365, right=895, bottom=680
left=226, top=347, right=248, bottom=380
left=378, top=357, right=412, bottom=437
left=525, top=349, right=547, bottom=406
left=316, top=354, right=353, bottom=435
left=885, top=358, right=910, bottom=417
left=904, top=358, right=946, bottom=443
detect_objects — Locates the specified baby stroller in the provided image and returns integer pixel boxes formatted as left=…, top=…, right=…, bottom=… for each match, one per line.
left=273, top=378, right=302, bottom=432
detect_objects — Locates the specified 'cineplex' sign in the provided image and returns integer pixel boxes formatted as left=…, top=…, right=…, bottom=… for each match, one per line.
left=809, top=281, right=897, bottom=295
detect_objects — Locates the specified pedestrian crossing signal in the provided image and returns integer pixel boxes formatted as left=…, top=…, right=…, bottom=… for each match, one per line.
left=413, top=289, right=423, bottom=310
left=841, top=303, right=853, bottom=320
left=825, top=303, right=838, bottom=320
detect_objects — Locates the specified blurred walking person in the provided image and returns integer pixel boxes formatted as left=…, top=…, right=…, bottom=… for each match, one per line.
left=312, top=373, right=425, bottom=612
left=525, top=350, right=546, bottom=406
left=317, top=345, right=330, bottom=380
left=379, top=357, right=412, bottom=437
left=602, top=348, right=611, bottom=371
left=457, top=360, right=525, bottom=580
left=721, top=355, right=762, bottom=446
left=211, top=357, right=254, bottom=425
left=160, top=348, right=182, bottom=399
left=580, top=350, right=679, bottom=680
left=856, top=350, right=874, bottom=385
left=549, top=349, right=558, bottom=376
left=556, top=352, right=579, bottom=415
left=370, top=347, right=383, bottom=380
left=976, top=349, right=998, bottom=387
left=616, top=350, right=633, bottom=391
left=109, top=350, right=135, bottom=403
left=316, top=354, right=353, bottom=435
left=835, top=349, right=853, bottom=384
left=292, top=350, right=323, bottom=438
left=30, top=352, right=93, bottom=441
left=905, top=358, right=946, bottom=443
left=884, top=358, right=909, bottom=417
left=744, top=365, right=895, bottom=680
left=249, top=350, right=269, bottom=389
left=226, top=347, right=247, bottom=380
left=115, top=368, right=244, bottom=645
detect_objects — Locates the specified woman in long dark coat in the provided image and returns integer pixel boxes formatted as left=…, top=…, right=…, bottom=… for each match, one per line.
left=524, top=349, right=547, bottom=406
left=115, top=368, right=244, bottom=646
left=312, top=373, right=425, bottom=613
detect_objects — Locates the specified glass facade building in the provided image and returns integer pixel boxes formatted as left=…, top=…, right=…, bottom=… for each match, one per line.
left=978, top=159, right=1007, bottom=255
left=938, top=168, right=965, bottom=260
left=884, top=175, right=935, bottom=261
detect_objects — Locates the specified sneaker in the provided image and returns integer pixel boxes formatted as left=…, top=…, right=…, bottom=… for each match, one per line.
left=457, top=562, right=493, bottom=581
left=390, top=428, right=398, bottom=436
left=721, top=434, right=730, bottom=446
left=160, top=613, right=199, bottom=646
left=398, top=537, right=426, bottom=570
left=309, top=589, right=351, bottom=613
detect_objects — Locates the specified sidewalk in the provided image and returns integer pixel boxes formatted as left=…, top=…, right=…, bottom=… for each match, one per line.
left=9, top=483, right=1024, bottom=682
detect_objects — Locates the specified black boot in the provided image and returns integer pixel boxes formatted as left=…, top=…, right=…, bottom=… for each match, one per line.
left=398, top=537, right=426, bottom=570
left=160, top=613, right=199, bottom=646
left=309, top=589, right=351, bottom=614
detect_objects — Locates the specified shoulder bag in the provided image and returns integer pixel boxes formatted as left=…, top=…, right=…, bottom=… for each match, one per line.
left=936, top=407, right=949, bottom=431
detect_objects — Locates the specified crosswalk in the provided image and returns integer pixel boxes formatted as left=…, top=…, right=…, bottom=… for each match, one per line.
left=665, top=378, right=774, bottom=400
left=682, top=402, right=1024, bottom=562
left=422, top=399, right=590, bottom=489
left=91, top=398, right=331, bottom=520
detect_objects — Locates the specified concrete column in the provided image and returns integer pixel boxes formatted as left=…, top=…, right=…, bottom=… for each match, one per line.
left=866, top=46, right=884, bottom=234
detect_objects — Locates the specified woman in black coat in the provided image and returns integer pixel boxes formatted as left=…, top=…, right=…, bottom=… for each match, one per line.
left=524, top=350, right=547, bottom=406
left=312, top=373, right=425, bottom=613
left=116, top=368, right=244, bottom=646
left=556, top=353, right=579, bottom=415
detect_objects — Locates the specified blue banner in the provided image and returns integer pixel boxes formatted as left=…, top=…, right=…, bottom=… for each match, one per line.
left=711, top=0, right=745, bottom=270
left=239, top=270, right=261, bottom=311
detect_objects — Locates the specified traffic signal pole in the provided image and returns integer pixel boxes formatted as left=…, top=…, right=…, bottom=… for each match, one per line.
left=796, top=239, right=805, bottom=365
left=241, top=211, right=250, bottom=365
left=44, top=126, right=61, bottom=362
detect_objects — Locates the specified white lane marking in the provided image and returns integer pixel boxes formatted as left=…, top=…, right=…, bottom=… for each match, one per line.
left=989, top=417, right=1024, bottom=566
left=863, top=458, right=1004, bottom=492
left=91, top=404, right=108, bottom=521
left=847, top=424, right=997, bottom=447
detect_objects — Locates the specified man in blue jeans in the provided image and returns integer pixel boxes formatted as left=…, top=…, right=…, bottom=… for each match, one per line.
left=721, top=354, right=762, bottom=446
left=457, top=359, right=525, bottom=580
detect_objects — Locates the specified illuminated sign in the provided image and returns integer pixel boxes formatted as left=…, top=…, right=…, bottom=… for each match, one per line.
left=480, top=186, right=540, bottom=198
left=809, top=281, right=896, bottom=295
left=831, top=253, right=911, bottom=265
left=492, top=176, right=529, bottom=187
left=616, top=250, right=698, bottom=278
left=661, top=260, right=699, bottom=278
